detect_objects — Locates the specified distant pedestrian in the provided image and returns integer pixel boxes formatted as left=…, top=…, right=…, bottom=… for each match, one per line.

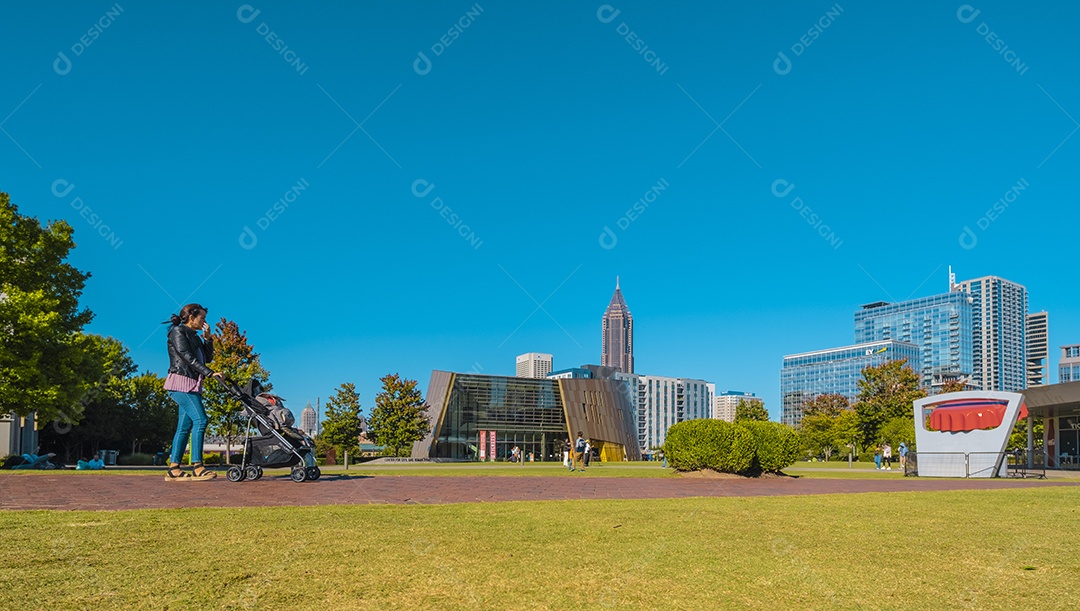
left=883, top=443, right=893, bottom=470
left=659, top=450, right=666, bottom=469
left=573, top=432, right=587, bottom=472
left=583, top=439, right=592, bottom=468
left=898, top=442, right=909, bottom=470
left=873, top=445, right=883, bottom=470
left=563, top=439, right=572, bottom=470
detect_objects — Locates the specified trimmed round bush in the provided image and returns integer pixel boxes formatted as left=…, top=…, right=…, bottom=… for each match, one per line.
left=664, top=419, right=754, bottom=474
left=737, top=421, right=800, bottom=473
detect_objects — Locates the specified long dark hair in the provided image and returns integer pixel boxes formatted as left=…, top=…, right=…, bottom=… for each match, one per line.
left=164, top=303, right=207, bottom=326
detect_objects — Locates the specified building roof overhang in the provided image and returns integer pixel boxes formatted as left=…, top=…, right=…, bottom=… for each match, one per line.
left=1023, top=381, right=1080, bottom=418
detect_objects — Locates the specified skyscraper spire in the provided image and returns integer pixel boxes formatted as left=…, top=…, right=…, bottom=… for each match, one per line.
left=602, top=279, right=634, bottom=373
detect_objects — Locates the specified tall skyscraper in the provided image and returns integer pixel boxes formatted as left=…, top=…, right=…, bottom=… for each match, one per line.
left=301, top=402, right=317, bottom=437
left=952, top=271, right=1028, bottom=391
left=781, top=340, right=921, bottom=426
left=1059, top=344, right=1080, bottom=383
left=601, top=278, right=634, bottom=373
left=714, top=391, right=763, bottom=422
left=515, top=353, right=553, bottom=378
left=1026, top=312, right=1049, bottom=387
left=854, top=290, right=973, bottom=392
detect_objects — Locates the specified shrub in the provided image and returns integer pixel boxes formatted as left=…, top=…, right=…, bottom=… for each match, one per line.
left=664, top=419, right=754, bottom=474
left=117, top=453, right=154, bottom=466
left=737, top=421, right=800, bottom=473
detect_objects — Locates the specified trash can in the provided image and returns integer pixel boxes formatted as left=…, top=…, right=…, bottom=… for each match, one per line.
left=102, top=450, right=119, bottom=466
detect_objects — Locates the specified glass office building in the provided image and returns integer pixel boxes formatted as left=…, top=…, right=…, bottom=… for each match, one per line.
left=854, top=292, right=973, bottom=390
left=412, top=371, right=641, bottom=462
left=780, top=340, right=921, bottom=426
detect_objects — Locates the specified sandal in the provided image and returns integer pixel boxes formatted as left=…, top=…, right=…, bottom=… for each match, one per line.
left=165, top=465, right=191, bottom=482
left=191, top=463, right=217, bottom=480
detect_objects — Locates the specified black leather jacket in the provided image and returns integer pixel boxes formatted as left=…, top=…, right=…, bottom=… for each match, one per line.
left=167, top=324, right=215, bottom=379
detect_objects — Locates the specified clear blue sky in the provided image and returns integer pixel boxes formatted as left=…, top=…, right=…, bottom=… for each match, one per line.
left=3, top=2, right=1078, bottom=421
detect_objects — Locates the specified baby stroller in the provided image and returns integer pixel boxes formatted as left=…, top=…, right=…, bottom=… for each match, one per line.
left=222, top=378, right=320, bottom=483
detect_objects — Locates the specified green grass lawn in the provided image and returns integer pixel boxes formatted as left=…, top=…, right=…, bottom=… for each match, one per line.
left=2, top=487, right=1077, bottom=609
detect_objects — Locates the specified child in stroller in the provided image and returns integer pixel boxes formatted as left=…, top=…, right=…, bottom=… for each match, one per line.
left=223, top=378, right=320, bottom=483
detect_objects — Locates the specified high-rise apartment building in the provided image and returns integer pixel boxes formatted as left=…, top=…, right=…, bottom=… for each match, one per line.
left=714, top=391, right=763, bottom=422
left=300, top=403, right=317, bottom=437
left=610, top=371, right=712, bottom=451
left=952, top=271, right=1028, bottom=391
left=1060, top=344, right=1080, bottom=383
left=1026, top=312, right=1049, bottom=387
left=854, top=290, right=973, bottom=392
left=601, top=278, right=634, bottom=374
left=516, top=353, right=553, bottom=378
left=781, top=340, right=921, bottom=426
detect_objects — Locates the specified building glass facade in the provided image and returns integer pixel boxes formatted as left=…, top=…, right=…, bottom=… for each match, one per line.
left=854, top=292, right=973, bottom=391
left=414, top=371, right=641, bottom=462
left=781, top=340, right=921, bottom=426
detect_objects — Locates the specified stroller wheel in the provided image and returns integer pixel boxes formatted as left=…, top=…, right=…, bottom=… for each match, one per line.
left=305, top=466, right=320, bottom=481
left=290, top=467, right=307, bottom=483
left=245, top=466, right=260, bottom=481
left=226, top=466, right=245, bottom=482
left=254, top=466, right=264, bottom=480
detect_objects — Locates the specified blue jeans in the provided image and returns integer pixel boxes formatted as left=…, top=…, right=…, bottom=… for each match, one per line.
left=169, top=391, right=208, bottom=465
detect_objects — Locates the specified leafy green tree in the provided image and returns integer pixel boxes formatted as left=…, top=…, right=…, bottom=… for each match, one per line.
left=733, top=399, right=769, bottom=423
left=125, top=372, right=176, bottom=455
left=878, top=415, right=916, bottom=450
left=802, top=393, right=850, bottom=419
left=0, top=191, right=98, bottom=424
left=368, top=373, right=430, bottom=457
left=321, top=383, right=364, bottom=461
left=854, top=359, right=926, bottom=447
left=202, top=318, right=271, bottom=462
left=38, top=335, right=136, bottom=462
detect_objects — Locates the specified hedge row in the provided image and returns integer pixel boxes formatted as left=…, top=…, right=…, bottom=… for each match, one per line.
left=663, top=419, right=800, bottom=475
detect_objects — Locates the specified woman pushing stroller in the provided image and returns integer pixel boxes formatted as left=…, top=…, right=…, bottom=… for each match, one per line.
left=163, top=303, right=224, bottom=481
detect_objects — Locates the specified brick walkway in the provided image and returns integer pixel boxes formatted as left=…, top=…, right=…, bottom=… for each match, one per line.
left=0, top=473, right=1073, bottom=511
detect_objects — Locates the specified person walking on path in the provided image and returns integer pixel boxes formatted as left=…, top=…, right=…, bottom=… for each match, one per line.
left=573, top=432, right=587, bottom=472
left=563, top=439, right=572, bottom=470
left=899, top=442, right=909, bottom=470
left=164, top=303, right=223, bottom=481
left=874, top=445, right=883, bottom=470
left=883, top=443, right=893, bottom=470
left=583, top=439, right=592, bottom=468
